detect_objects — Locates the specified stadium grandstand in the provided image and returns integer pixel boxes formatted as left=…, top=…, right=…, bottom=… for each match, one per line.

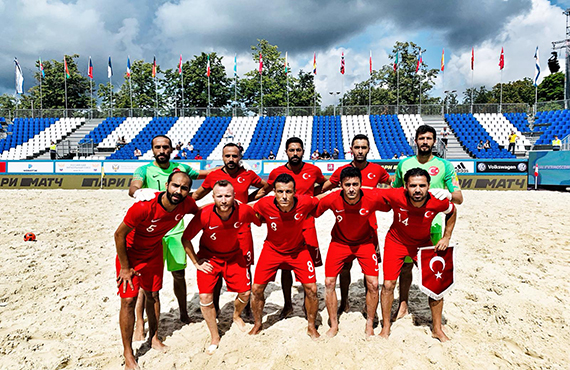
left=0, top=111, right=568, bottom=160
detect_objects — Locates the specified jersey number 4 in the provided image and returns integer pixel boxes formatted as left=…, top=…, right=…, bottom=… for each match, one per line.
left=398, top=213, right=409, bottom=226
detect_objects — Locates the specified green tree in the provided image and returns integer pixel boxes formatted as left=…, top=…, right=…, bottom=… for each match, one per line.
left=538, top=72, right=564, bottom=102
left=111, top=59, right=163, bottom=112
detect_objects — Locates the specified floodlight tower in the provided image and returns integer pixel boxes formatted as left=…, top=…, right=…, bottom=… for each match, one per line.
left=552, top=8, right=570, bottom=107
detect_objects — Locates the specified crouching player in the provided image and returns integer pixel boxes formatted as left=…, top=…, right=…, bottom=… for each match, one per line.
left=378, top=168, right=457, bottom=341
left=114, top=172, right=198, bottom=370
left=182, top=180, right=261, bottom=354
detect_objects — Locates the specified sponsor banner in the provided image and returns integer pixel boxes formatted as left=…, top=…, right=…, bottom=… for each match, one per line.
left=104, top=161, right=150, bottom=174
left=0, top=175, right=132, bottom=189
left=263, top=160, right=287, bottom=174
left=242, top=160, right=263, bottom=174
left=450, top=160, right=475, bottom=174
left=457, top=175, right=527, bottom=190
left=0, top=162, right=5, bottom=173
left=8, top=161, right=54, bottom=174
left=204, top=160, right=224, bottom=170
left=55, top=161, right=101, bottom=173
left=528, top=150, right=570, bottom=186
left=312, top=161, right=350, bottom=174
left=370, top=160, right=399, bottom=173
left=476, top=161, right=528, bottom=173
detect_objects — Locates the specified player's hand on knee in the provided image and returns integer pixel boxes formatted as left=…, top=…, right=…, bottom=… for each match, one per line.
left=195, top=259, right=214, bottom=274
left=117, top=268, right=140, bottom=292
left=429, top=188, right=452, bottom=201
left=134, top=188, right=159, bottom=202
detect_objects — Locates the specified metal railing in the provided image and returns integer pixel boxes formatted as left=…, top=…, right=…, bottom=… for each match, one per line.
left=562, top=133, right=570, bottom=151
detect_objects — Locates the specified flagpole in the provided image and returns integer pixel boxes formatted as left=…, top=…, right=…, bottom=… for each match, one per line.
left=499, top=69, right=503, bottom=114
left=181, top=61, right=185, bottom=117
left=39, top=64, right=43, bottom=118
left=287, top=73, right=290, bottom=116
left=129, top=59, right=133, bottom=117
left=90, top=77, right=93, bottom=119
left=208, top=74, right=211, bottom=117
left=396, top=61, right=400, bottom=115
left=260, top=72, right=263, bottom=116
left=534, top=85, right=538, bottom=117
left=234, top=57, right=238, bottom=117
left=64, top=56, right=68, bottom=118
left=368, top=51, right=372, bottom=115
left=419, top=68, right=422, bottom=115
left=471, top=68, right=474, bottom=114
left=341, top=74, right=344, bottom=116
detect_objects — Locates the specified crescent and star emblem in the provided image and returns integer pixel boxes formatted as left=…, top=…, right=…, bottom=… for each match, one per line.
left=429, top=256, right=446, bottom=279
left=367, top=173, right=375, bottom=180
left=359, top=208, right=369, bottom=216
left=425, top=211, right=435, bottom=218
left=294, top=213, right=303, bottom=220
left=234, top=222, right=243, bottom=228
left=302, top=173, right=310, bottom=180
left=175, top=214, right=183, bottom=221
left=237, top=177, right=245, bottom=184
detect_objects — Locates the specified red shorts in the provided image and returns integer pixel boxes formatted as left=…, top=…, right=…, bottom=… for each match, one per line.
left=115, top=255, right=164, bottom=298
left=302, top=224, right=323, bottom=267
left=382, top=237, right=418, bottom=280
left=325, top=241, right=379, bottom=278
left=197, top=251, right=250, bottom=294
left=238, top=227, right=254, bottom=267
left=254, top=246, right=317, bottom=285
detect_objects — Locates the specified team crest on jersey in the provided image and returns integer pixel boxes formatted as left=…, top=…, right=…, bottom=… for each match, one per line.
left=302, top=173, right=311, bottom=180
left=359, top=208, right=369, bottom=216
left=425, top=211, right=435, bottom=218
left=234, top=222, right=243, bottom=228
left=367, top=172, right=376, bottom=179
left=294, top=213, right=304, bottom=220
left=237, top=177, right=245, bottom=184
left=429, top=166, right=440, bottom=176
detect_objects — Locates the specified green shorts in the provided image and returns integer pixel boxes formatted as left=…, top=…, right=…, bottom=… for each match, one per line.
left=403, top=214, right=444, bottom=264
left=163, top=220, right=187, bottom=272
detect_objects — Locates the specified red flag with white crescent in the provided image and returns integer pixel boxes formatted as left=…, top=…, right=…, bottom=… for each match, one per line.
left=418, top=246, right=455, bottom=300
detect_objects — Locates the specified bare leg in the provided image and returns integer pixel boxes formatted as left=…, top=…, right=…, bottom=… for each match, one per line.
left=119, top=297, right=140, bottom=370
left=243, top=266, right=252, bottom=317
left=338, top=261, right=353, bottom=315
left=171, top=269, right=190, bottom=323
left=379, top=280, right=396, bottom=338
left=395, top=262, right=413, bottom=320
left=213, top=277, right=223, bottom=315
left=233, top=291, right=250, bottom=331
left=303, top=283, right=320, bottom=339
left=133, top=289, right=145, bottom=341
left=325, top=276, right=339, bottom=337
left=144, top=291, right=167, bottom=353
left=280, top=270, right=294, bottom=319
left=199, top=293, right=220, bottom=350
left=429, top=298, right=449, bottom=342
left=364, top=275, right=379, bottom=337
left=249, top=284, right=266, bottom=335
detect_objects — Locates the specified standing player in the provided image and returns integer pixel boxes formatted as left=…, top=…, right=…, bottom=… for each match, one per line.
left=250, top=174, right=321, bottom=338
left=315, top=167, right=390, bottom=337
left=256, top=137, right=325, bottom=318
left=115, top=172, right=198, bottom=370
left=128, top=135, right=209, bottom=339
left=392, top=125, right=463, bottom=320
left=379, top=168, right=457, bottom=341
left=322, top=134, right=391, bottom=316
left=182, top=180, right=261, bottom=354
left=192, top=143, right=267, bottom=313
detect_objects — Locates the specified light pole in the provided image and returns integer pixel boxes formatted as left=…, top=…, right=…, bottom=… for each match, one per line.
left=329, top=91, right=341, bottom=116
left=443, top=90, right=457, bottom=115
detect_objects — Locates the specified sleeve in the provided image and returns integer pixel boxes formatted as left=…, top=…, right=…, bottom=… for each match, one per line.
left=439, top=200, right=455, bottom=215
left=253, top=199, right=263, bottom=215
left=378, top=166, right=391, bottom=185
left=245, top=204, right=263, bottom=227
left=201, top=173, right=214, bottom=190
left=314, top=167, right=326, bottom=184
left=132, top=165, right=146, bottom=184
left=443, top=161, right=461, bottom=192
left=182, top=209, right=204, bottom=241
left=123, top=202, right=148, bottom=229
left=328, top=168, right=341, bottom=187
left=391, top=161, right=404, bottom=188
left=266, top=169, right=278, bottom=186
left=184, top=198, right=200, bottom=215
left=307, top=196, right=320, bottom=215
left=314, top=194, right=331, bottom=218
left=371, top=188, right=392, bottom=212
left=181, top=163, right=200, bottom=180
left=250, top=172, right=263, bottom=187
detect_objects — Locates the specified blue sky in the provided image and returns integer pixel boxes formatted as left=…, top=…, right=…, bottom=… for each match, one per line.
left=1, top=0, right=567, bottom=106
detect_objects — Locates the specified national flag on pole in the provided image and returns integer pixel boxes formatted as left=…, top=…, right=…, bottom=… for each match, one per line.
left=441, top=49, right=445, bottom=71
left=534, top=163, right=539, bottom=178
left=152, top=56, right=157, bottom=78
left=39, top=57, right=45, bottom=78
left=14, top=58, right=24, bottom=94
left=234, top=54, right=237, bottom=77
left=369, top=51, right=373, bottom=75
left=499, top=47, right=505, bottom=70
left=416, top=51, right=422, bottom=73
left=313, top=52, right=317, bottom=75
left=107, top=57, right=113, bottom=78
left=418, top=246, right=456, bottom=300
left=393, top=51, right=398, bottom=72
left=64, top=56, right=71, bottom=79
left=285, top=51, right=288, bottom=75
left=340, top=52, right=345, bottom=74
left=471, top=47, right=474, bottom=70
left=259, top=53, right=263, bottom=74
left=126, top=57, right=132, bottom=78
left=88, top=57, right=93, bottom=79
left=206, top=54, right=211, bottom=77
left=534, top=46, right=540, bottom=86
left=178, top=54, right=183, bottom=75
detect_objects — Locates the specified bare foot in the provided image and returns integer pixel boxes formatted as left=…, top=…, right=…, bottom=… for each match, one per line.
left=233, top=316, right=247, bottom=332
left=326, top=327, right=338, bottom=338
left=124, top=353, right=140, bottom=370
left=133, top=326, right=145, bottom=342
left=206, top=344, right=218, bottom=355
left=365, top=322, right=374, bottom=338
left=248, top=324, right=262, bottom=335
left=432, top=328, right=450, bottom=342
left=279, top=304, right=293, bottom=319
left=151, top=336, right=168, bottom=353
left=378, top=326, right=390, bottom=339
left=307, top=326, right=320, bottom=340
left=392, top=301, right=409, bottom=321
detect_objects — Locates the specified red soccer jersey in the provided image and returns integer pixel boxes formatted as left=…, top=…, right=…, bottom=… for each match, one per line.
left=267, top=163, right=325, bottom=196
left=183, top=203, right=261, bottom=259
left=254, top=195, right=319, bottom=254
left=123, top=193, right=199, bottom=262
left=380, top=188, right=455, bottom=246
left=315, top=188, right=390, bottom=245
left=201, top=167, right=263, bottom=204
left=328, top=162, right=390, bottom=188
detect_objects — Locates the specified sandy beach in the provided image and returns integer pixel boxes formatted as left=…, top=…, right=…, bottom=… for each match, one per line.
left=0, top=189, right=569, bottom=369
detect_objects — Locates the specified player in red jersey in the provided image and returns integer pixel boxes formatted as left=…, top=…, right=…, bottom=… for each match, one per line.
left=315, top=167, right=390, bottom=337
left=193, top=143, right=267, bottom=313
left=249, top=173, right=321, bottom=338
left=182, top=180, right=261, bottom=354
left=378, top=168, right=457, bottom=342
left=114, top=172, right=198, bottom=370
left=322, top=134, right=391, bottom=317
left=256, top=137, right=325, bottom=318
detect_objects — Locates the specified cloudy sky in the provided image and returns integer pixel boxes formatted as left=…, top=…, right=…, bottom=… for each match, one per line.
left=3, top=0, right=570, bottom=105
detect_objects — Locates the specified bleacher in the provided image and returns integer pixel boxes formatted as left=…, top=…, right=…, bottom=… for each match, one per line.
left=369, top=114, right=414, bottom=159
left=474, top=113, right=530, bottom=154
left=80, top=117, right=126, bottom=145
left=503, top=112, right=532, bottom=133
left=446, top=114, right=514, bottom=158
left=243, top=116, right=286, bottom=159
left=180, top=116, right=232, bottom=159
left=276, top=116, right=313, bottom=160
left=534, top=110, right=570, bottom=145
left=311, top=116, right=344, bottom=159
left=341, top=115, right=381, bottom=159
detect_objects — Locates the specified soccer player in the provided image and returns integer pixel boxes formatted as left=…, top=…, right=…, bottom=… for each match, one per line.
left=392, top=125, right=463, bottom=320
left=322, top=134, right=391, bottom=316
left=192, top=143, right=267, bottom=313
left=256, top=137, right=325, bottom=318
left=250, top=174, right=321, bottom=338
left=128, top=135, right=209, bottom=339
left=315, top=167, right=390, bottom=337
left=115, top=172, right=198, bottom=370
left=379, top=168, right=457, bottom=341
left=182, top=180, right=261, bottom=354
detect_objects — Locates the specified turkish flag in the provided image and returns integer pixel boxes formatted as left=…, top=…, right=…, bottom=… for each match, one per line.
left=418, top=246, right=455, bottom=300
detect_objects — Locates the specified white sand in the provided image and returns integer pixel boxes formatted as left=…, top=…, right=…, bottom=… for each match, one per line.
left=0, top=189, right=569, bottom=369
